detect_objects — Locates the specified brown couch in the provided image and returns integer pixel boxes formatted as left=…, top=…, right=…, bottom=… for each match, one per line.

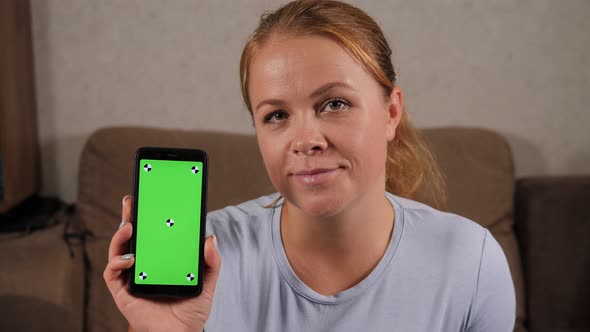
left=1, top=126, right=588, bottom=331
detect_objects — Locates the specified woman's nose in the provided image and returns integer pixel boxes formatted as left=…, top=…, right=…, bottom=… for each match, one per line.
left=290, top=119, right=328, bottom=156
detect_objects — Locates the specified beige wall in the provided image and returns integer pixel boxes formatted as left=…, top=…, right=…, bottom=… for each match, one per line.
left=31, top=0, right=590, bottom=203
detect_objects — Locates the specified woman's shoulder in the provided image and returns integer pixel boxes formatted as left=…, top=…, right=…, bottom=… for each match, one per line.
left=207, top=193, right=280, bottom=220
left=205, top=193, right=280, bottom=243
left=388, top=192, right=489, bottom=256
left=388, top=193, right=514, bottom=329
left=390, top=193, right=486, bottom=236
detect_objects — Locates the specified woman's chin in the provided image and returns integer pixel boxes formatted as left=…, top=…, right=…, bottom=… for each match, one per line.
left=286, top=191, right=349, bottom=219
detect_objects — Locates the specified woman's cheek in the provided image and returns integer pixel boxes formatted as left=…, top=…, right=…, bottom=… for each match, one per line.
left=259, top=140, right=286, bottom=190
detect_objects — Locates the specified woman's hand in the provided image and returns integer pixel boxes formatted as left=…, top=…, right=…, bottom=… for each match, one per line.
left=103, top=195, right=221, bottom=332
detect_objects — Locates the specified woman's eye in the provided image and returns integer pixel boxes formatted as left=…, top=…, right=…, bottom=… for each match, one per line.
left=264, top=111, right=289, bottom=124
left=322, top=99, right=350, bottom=112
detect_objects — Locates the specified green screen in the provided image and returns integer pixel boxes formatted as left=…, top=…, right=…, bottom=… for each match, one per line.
left=135, top=159, right=203, bottom=286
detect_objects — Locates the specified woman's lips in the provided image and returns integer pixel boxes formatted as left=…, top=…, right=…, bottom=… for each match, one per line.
left=292, top=167, right=342, bottom=185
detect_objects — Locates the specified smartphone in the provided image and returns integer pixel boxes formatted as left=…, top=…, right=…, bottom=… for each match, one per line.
left=129, top=147, right=208, bottom=297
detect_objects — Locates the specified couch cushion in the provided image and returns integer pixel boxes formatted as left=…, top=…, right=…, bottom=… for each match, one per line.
left=0, top=295, right=79, bottom=332
left=78, top=126, right=275, bottom=238
left=0, top=224, right=84, bottom=332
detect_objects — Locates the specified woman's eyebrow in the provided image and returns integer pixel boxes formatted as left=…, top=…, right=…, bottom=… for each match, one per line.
left=255, top=98, right=284, bottom=112
left=309, top=81, right=354, bottom=99
left=254, top=81, right=354, bottom=112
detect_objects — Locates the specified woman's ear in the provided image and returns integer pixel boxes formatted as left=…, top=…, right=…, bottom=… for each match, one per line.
left=385, top=87, right=403, bottom=141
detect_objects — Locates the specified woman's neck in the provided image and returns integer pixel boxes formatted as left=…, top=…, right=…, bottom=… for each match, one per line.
left=280, top=187, right=395, bottom=295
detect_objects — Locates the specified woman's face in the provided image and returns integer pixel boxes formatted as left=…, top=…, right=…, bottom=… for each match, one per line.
left=248, top=35, right=402, bottom=218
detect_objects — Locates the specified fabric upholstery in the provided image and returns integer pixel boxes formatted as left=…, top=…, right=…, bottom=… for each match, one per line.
left=515, top=176, right=590, bottom=332
left=0, top=224, right=84, bottom=332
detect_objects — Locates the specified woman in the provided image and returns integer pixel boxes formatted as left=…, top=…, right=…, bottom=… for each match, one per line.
left=104, top=1, right=516, bottom=331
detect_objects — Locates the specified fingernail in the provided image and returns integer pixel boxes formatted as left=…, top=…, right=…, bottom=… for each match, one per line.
left=121, top=253, right=135, bottom=261
left=212, top=234, right=218, bottom=251
left=119, top=220, right=127, bottom=229
left=122, top=196, right=129, bottom=206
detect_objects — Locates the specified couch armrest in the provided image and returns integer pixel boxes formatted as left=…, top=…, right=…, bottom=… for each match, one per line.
left=0, top=223, right=85, bottom=332
left=515, top=176, right=590, bottom=332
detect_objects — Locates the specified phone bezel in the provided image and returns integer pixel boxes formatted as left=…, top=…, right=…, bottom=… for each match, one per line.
left=128, top=146, right=208, bottom=298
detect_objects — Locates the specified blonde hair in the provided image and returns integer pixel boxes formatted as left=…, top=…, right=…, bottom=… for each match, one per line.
left=240, top=0, right=447, bottom=209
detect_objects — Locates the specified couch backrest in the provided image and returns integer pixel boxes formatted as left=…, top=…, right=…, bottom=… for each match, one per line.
left=77, top=126, right=275, bottom=236
left=77, top=126, right=526, bottom=331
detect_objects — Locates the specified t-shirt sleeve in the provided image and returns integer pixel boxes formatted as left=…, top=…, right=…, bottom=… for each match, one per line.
left=465, top=229, right=516, bottom=332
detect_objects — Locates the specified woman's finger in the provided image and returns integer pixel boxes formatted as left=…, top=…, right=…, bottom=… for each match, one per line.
left=200, top=235, right=222, bottom=302
left=122, top=195, right=133, bottom=225
left=103, top=254, right=135, bottom=297
left=108, top=221, right=133, bottom=261
left=108, top=195, right=134, bottom=261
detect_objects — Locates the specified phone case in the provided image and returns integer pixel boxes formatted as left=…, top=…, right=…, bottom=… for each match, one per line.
left=128, top=147, right=208, bottom=298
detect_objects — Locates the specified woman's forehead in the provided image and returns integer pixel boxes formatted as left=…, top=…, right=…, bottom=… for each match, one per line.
left=252, top=36, right=358, bottom=74
left=248, top=36, right=372, bottom=100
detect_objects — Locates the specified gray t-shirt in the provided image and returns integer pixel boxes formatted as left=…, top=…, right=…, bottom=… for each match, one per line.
left=204, top=192, right=515, bottom=331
